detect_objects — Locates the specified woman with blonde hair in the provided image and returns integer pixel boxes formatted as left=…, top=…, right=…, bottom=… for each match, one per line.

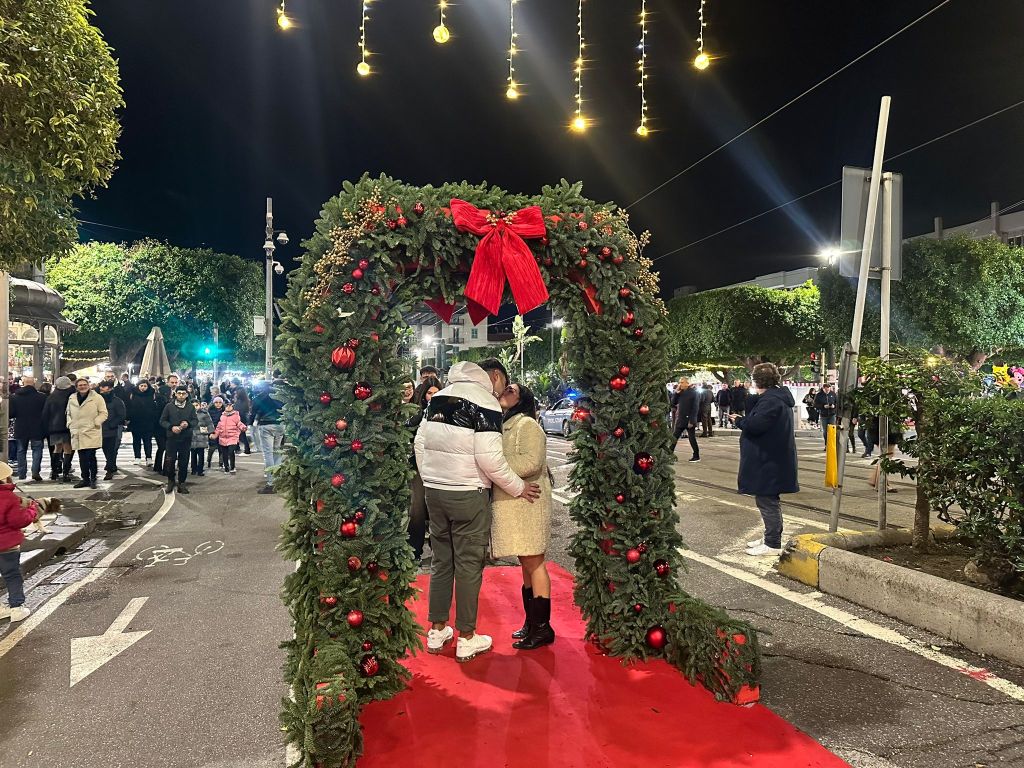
left=492, top=382, right=554, bottom=650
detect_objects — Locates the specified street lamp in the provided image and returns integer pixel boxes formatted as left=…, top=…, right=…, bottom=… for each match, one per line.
left=264, top=198, right=289, bottom=378
left=818, top=246, right=839, bottom=266
left=547, top=318, right=564, bottom=368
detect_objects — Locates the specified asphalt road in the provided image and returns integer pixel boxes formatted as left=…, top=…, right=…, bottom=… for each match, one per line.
left=1, top=434, right=1023, bottom=768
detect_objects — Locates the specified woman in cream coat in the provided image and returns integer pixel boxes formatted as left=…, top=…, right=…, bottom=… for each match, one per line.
left=491, top=383, right=554, bottom=650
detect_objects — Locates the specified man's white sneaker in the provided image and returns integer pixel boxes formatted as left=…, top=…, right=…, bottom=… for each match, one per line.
left=426, top=625, right=454, bottom=654
left=9, top=606, right=31, bottom=622
left=0, top=606, right=10, bottom=620
left=745, top=538, right=763, bottom=549
left=745, top=543, right=782, bottom=557
left=456, top=633, right=492, bottom=663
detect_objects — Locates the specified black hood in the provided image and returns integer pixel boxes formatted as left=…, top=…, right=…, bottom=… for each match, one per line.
left=761, top=386, right=796, bottom=408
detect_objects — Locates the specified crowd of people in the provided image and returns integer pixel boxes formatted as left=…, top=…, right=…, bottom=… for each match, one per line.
left=4, top=370, right=285, bottom=495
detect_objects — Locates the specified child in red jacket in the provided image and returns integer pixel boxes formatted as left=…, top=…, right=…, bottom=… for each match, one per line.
left=212, top=401, right=246, bottom=475
left=0, top=461, right=39, bottom=622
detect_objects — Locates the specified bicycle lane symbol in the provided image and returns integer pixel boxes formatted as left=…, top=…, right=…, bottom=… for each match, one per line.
left=134, top=540, right=225, bottom=569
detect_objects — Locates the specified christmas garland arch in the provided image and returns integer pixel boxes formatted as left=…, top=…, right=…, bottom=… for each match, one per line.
left=278, top=175, right=761, bottom=766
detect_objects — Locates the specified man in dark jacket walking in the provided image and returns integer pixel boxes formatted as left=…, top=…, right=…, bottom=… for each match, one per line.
left=670, top=378, right=702, bottom=462
left=715, top=384, right=732, bottom=429
left=813, top=382, right=838, bottom=447
left=41, top=376, right=76, bottom=481
left=730, top=363, right=799, bottom=557
left=159, top=386, right=198, bottom=494
left=9, top=376, right=47, bottom=481
left=730, top=380, right=749, bottom=424
left=251, top=379, right=285, bottom=494
left=97, top=380, right=127, bottom=480
left=698, top=383, right=715, bottom=437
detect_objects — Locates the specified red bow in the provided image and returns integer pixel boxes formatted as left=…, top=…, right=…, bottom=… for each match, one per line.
left=450, top=199, right=548, bottom=324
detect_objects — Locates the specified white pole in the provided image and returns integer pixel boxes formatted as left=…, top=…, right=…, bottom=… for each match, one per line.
left=265, top=197, right=274, bottom=379
left=0, top=272, right=8, bottom=462
left=877, top=172, right=893, bottom=530
left=829, top=95, right=891, bottom=533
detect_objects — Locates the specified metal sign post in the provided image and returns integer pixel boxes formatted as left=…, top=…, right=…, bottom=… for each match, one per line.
left=877, top=172, right=895, bottom=529
left=829, top=96, right=891, bottom=534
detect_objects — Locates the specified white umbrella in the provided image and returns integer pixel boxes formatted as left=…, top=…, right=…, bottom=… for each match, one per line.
left=139, top=326, right=172, bottom=379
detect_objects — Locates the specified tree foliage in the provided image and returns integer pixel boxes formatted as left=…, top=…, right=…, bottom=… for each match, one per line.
left=666, top=282, right=823, bottom=373
left=48, top=240, right=264, bottom=366
left=819, top=237, right=1024, bottom=367
left=0, top=0, right=123, bottom=267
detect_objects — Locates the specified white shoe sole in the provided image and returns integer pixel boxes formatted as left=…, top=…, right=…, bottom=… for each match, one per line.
left=456, top=645, right=492, bottom=663
left=426, top=635, right=454, bottom=655
left=746, top=539, right=763, bottom=549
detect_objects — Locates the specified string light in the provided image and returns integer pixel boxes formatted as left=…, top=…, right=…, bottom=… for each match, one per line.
left=433, top=1, right=450, bottom=44
left=357, top=0, right=371, bottom=76
left=506, top=0, right=519, bottom=99
left=571, top=0, right=586, bottom=131
left=693, top=0, right=710, bottom=70
left=276, top=0, right=291, bottom=30
left=636, top=0, right=648, bottom=136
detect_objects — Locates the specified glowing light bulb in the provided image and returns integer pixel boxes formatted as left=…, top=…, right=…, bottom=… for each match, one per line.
left=636, top=124, right=649, bottom=137
left=571, top=116, right=587, bottom=132
left=277, top=11, right=292, bottom=29
left=693, top=52, right=711, bottom=70
left=506, top=84, right=519, bottom=100
left=432, top=24, right=450, bottom=44
left=357, top=61, right=371, bottom=77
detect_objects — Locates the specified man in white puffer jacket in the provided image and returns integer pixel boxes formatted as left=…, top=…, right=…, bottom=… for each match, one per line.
left=415, top=361, right=540, bottom=662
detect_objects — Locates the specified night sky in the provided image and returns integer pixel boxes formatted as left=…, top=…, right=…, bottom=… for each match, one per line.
left=76, top=0, right=1024, bottom=298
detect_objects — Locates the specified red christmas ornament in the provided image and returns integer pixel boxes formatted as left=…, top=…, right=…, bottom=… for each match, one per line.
left=615, top=493, right=626, bottom=504
left=315, top=499, right=326, bottom=513
left=346, top=609, right=364, bottom=628
left=637, top=542, right=649, bottom=555
left=613, top=427, right=625, bottom=439
left=543, top=257, right=553, bottom=267
left=369, top=402, right=382, bottom=412
left=342, top=282, right=356, bottom=294
left=320, top=596, right=337, bottom=606
left=577, top=259, right=588, bottom=269
left=331, top=346, right=357, bottom=371
left=541, top=236, right=550, bottom=246
left=397, top=216, right=408, bottom=227
left=351, top=268, right=364, bottom=280
left=347, top=556, right=362, bottom=571
left=645, top=626, right=667, bottom=650
left=413, top=202, right=426, bottom=215
left=655, top=559, right=671, bottom=577
left=353, top=383, right=373, bottom=400
left=319, top=392, right=333, bottom=405
left=365, top=561, right=379, bottom=574
left=331, top=473, right=345, bottom=487
left=600, top=246, right=613, bottom=258
left=578, top=220, right=588, bottom=230
left=625, top=548, right=641, bottom=564
left=638, top=404, right=651, bottom=416
left=340, top=521, right=358, bottom=538
left=600, top=521, right=617, bottom=532
left=354, top=509, right=366, bottom=522
left=370, top=331, right=379, bottom=341
left=633, top=327, right=645, bottom=339
left=579, top=246, right=589, bottom=256
left=634, top=452, right=655, bottom=475
left=313, top=324, right=325, bottom=334
left=599, top=539, right=618, bottom=556
left=386, top=219, right=398, bottom=230
left=323, top=434, right=338, bottom=449
left=633, top=603, right=644, bottom=613
left=371, top=286, right=380, bottom=296
left=612, top=254, right=624, bottom=265
left=350, top=439, right=363, bottom=452
left=609, top=375, right=628, bottom=391
left=360, top=655, right=380, bottom=677
left=335, top=418, right=348, bottom=431
left=348, top=338, right=361, bottom=348
left=361, top=641, right=374, bottom=651
left=619, top=365, right=630, bottom=376
left=621, top=311, right=635, bottom=327
left=619, top=287, right=632, bottom=298
left=358, top=258, right=370, bottom=270
left=607, top=581, right=617, bottom=593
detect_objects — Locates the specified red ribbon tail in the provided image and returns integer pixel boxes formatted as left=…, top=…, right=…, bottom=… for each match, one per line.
left=502, top=234, right=549, bottom=315
left=465, top=300, right=490, bottom=326
left=464, top=231, right=505, bottom=318
left=568, top=270, right=602, bottom=315
left=425, top=298, right=457, bottom=323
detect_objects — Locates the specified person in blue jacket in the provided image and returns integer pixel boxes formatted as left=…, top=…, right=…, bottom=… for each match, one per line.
left=729, top=362, right=799, bottom=557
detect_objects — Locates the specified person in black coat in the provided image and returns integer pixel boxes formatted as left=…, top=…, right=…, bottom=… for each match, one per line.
left=9, top=376, right=48, bottom=481
left=698, top=383, right=715, bottom=437
left=159, top=386, right=198, bottom=493
left=730, top=381, right=749, bottom=422
left=97, top=380, right=127, bottom=480
left=813, top=383, right=838, bottom=446
left=730, top=363, right=799, bottom=557
left=670, top=378, right=702, bottom=462
left=126, top=380, right=160, bottom=466
left=715, top=385, right=732, bottom=429
left=41, top=376, right=77, bottom=481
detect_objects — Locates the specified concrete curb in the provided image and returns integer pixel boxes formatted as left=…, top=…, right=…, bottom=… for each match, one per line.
left=776, top=527, right=1024, bottom=667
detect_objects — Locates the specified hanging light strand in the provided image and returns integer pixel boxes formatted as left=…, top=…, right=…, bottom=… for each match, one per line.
left=506, top=0, right=519, bottom=99
left=571, top=0, right=586, bottom=131
left=636, top=0, right=648, bottom=136
left=276, top=0, right=291, bottom=30
left=433, top=1, right=451, bottom=44
left=357, top=0, right=371, bottom=75
left=694, top=0, right=710, bottom=70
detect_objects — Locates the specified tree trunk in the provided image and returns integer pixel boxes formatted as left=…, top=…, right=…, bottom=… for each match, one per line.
left=912, top=408, right=930, bottom=553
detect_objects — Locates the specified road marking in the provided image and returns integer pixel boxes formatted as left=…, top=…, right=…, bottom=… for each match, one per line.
left=0, top=490, right=175, bottom=659
left=69, top=597, right=151, bottom=687
left=680, top=548, right=1024, bottom=703
left=134, top=540, right=225, bottom=568
left=675, top=491, right=859, bottom=533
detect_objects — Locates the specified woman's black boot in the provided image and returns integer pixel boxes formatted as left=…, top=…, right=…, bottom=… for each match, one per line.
left=511, top=586, right=533, bottom=640
left=513, top=596, right=555, bottom=650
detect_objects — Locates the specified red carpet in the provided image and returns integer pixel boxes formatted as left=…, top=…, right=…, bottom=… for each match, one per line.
left=359, top=564, right=847, bottom=768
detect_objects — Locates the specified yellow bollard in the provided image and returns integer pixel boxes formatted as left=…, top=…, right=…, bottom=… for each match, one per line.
left=824, top=423, right=838, bottom=488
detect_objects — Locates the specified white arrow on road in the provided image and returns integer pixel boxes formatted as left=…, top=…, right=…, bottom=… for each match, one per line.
left=69, top=597, right=151, bottom=687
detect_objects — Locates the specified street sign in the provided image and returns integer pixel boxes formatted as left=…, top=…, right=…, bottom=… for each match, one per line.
left=253, top=315, right=266, bottom=337
left=839, top=166, right=903, bottom=281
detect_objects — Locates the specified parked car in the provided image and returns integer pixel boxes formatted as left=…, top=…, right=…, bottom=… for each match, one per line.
left=539, top=397, right=580, bottom=437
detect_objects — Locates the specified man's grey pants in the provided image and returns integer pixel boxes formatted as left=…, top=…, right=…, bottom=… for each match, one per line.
left=425, top=486, right=491, bottom=633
